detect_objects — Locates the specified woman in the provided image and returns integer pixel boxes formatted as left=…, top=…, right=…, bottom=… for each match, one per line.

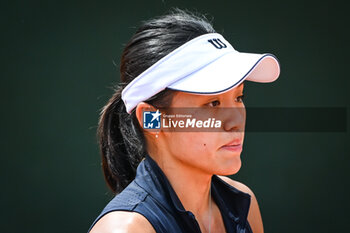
left=89, top=9, right=280, bottom=233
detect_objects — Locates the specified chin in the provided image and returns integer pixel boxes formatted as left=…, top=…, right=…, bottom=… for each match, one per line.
left=216, top=158, right=242, bottom=176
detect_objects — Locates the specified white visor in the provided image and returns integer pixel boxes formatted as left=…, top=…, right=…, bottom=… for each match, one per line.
left=121, top=33, right=280, bottom=113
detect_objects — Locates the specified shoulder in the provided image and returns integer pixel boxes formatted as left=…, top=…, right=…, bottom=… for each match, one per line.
left=217, top=176, right=264, bottom=233
left=218, top=175, right=254, bottom=196
left=89, top=211, right=156, bottom=233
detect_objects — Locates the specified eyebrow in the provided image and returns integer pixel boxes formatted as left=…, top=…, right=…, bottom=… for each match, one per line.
left=199, top=82, right=245, bottom=100
left=204, top=82, right=244, bottom=99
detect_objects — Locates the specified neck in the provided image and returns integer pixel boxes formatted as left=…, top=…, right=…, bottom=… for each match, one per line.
left=150, top=150, right=214, bottom=223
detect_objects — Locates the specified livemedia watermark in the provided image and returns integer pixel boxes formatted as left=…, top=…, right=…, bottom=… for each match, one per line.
left=141, top=107, right=347, bottom=132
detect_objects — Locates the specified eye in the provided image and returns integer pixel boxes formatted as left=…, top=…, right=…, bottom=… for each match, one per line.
left=236, top=94, right=244, bottom=103
left=207, top=100, right=220, bottom=107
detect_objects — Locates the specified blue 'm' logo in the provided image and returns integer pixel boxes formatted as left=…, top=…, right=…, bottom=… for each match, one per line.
left=143, top=110, right=161, bottom=129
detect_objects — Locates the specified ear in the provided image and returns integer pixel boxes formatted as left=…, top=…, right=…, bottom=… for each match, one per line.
left=135, top=102, right=159, bottom=134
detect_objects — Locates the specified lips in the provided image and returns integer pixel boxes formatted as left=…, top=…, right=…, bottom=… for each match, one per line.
left=220, top=139, right=243, bottom=152
left=222, top=139, right=242, bottom=147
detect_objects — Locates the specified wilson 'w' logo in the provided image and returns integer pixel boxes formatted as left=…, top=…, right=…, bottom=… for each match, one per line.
left=208, top=38, right=227, bottom=49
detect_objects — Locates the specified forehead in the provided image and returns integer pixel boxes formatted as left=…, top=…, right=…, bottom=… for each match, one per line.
left=171, top=82, right=244, bottom=104
left=174, top=82, right=244, bottom=98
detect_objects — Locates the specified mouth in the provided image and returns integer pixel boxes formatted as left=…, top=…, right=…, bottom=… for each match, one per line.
left=220, top=139, right=243, bottom=152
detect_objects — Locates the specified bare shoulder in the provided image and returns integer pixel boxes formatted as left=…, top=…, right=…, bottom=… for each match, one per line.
left=89, top=211, right=156, bottom=233
left=217, top=176, right=264, bottom=233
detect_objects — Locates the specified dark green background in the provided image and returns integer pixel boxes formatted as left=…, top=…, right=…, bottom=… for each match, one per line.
left=2, top=0, right=349, bottom=232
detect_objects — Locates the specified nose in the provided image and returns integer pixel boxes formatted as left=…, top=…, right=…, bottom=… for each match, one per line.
left=221, top=106, right=246, bottom=132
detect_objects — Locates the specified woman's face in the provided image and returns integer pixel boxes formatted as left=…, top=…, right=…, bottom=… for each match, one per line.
left=159, top=83, right=246, bottom=176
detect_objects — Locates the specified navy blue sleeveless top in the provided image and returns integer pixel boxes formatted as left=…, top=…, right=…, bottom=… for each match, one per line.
left=88, top=154, right=253, bottom=233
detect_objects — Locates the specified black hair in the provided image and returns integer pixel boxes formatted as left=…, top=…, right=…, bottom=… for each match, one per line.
left=97, top=9, right=216, bottom=193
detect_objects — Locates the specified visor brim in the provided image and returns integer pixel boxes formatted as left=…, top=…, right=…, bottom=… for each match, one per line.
left=167, top=52, right=280, bottom=94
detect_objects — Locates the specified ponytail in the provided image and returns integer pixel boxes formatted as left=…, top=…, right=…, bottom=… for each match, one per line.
left=97, top=85, right=145, bottom=193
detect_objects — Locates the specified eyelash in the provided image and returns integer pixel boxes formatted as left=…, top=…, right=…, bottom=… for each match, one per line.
left=237, top=94, right=245, bottom=103
left=208, top=100, right=220, bottom=107
left=207, top=94, right=245, bottom=107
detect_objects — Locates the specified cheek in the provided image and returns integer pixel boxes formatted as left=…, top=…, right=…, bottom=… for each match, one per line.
left=163, top=132, right=242, bottom=175
left=166, top=132, right=219, bottom=161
